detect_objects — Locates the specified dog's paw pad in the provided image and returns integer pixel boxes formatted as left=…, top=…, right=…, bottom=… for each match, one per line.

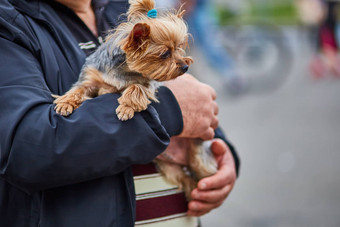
left=54, top=103, right=74, bottom=116
left=116, top=105, right=135, bottom=121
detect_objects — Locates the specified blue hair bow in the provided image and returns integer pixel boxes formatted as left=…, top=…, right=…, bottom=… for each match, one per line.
left=147, top=9, right=157, bottom=18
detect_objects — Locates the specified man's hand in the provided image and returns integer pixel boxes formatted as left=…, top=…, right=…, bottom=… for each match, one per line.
left=165, top=74, right=219, bottom=140
left=187, top=139, right=237, bottom=216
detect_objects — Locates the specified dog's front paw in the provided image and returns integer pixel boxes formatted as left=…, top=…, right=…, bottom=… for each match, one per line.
left=116, top=105, right=135, bottom=121
left=54, top=103, right=74, bottom=116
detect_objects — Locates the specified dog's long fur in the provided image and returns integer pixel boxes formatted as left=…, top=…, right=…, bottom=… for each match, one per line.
left=53, top=0, right=217, bottom=200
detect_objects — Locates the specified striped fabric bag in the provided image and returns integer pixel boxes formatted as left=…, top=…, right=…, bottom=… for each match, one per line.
left=133, top=164, right=199, bottom=227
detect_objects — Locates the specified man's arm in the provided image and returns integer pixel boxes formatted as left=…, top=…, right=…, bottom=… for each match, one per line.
left=0, top=37, right=219, bottom=194
left=0, top=38, right=177, bottom=194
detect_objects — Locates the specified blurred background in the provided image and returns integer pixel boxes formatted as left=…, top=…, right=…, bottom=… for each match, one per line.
left=157, top=0, right=340, bottom=226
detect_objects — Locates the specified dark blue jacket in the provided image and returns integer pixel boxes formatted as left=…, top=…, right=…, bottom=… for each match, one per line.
left=0, top=0, right=184, bottom=226
left=0, top=0, right=239, bottom=226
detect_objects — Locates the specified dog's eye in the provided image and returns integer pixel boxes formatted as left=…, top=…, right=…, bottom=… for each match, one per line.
left=160, top=50, right=171, bottom=59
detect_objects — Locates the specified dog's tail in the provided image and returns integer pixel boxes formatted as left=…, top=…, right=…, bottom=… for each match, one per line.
left=127, top=0, right=155, bottom=21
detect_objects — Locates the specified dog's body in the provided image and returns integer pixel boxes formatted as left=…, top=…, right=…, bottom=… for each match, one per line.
left=53, top=0, right=217, bottom=200
left=53, top=35, right=160, bottom=120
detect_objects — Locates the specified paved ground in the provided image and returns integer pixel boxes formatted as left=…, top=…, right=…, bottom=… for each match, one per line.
left=190, top=30, right=340, bottom=227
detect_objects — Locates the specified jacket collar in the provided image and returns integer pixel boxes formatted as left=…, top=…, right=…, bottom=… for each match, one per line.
left=9, top=0, right=109, bottom=18
left=8, top=0, right=87, bottom=81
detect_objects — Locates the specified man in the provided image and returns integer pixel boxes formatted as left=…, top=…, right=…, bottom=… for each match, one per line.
left=0, top=0, right=239, bottom=226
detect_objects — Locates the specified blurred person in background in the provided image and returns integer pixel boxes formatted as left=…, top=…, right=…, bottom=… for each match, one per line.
left=296, top=0, right=325, bottom=49
left=307, top=0, right=340, bottom=78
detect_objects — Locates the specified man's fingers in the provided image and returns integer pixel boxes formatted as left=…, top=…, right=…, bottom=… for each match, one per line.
left=167, top=74, right=220, bottom=140
left=211, top=115, right=219, bottom=130
left=187, top=210, right=206, bottom=217
left=210, top=139, right=227, bottom=156
left=213, top=101, right=219, bottom=115
left=198, top=171, right=232, bottom=191
left=185, top=139, right=237, bottom=216
left=187, top=199, right=223, bottom=216
left=191, top=185, right=233, bottom=203
left=199, top=139, right=236, bottom=189
left=201, top=127, right=215, bottom=140
left=197, top=165, right=234, bottom=190
left=201, top=82, right=217, bottom=100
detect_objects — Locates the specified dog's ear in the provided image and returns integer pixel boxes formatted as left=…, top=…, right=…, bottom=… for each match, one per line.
left=122, top=23, right=151, bottom=56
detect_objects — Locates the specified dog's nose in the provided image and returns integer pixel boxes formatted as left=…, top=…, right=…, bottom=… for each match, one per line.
left=180, top=64, right=189, bottom=73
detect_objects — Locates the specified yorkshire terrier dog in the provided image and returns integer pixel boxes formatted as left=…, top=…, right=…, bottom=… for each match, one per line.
left=53, top=0, right=217, bottom=200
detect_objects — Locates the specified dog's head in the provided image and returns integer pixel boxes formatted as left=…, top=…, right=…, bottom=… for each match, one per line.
left=111, top=0, right=193, bottom=81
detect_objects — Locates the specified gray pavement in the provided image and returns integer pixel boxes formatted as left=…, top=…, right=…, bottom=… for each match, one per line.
left=190, top=31, right=340, bottom=227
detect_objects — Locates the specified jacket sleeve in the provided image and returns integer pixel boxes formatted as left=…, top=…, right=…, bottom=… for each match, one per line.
left=0, top=37, right=183, bottom=193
